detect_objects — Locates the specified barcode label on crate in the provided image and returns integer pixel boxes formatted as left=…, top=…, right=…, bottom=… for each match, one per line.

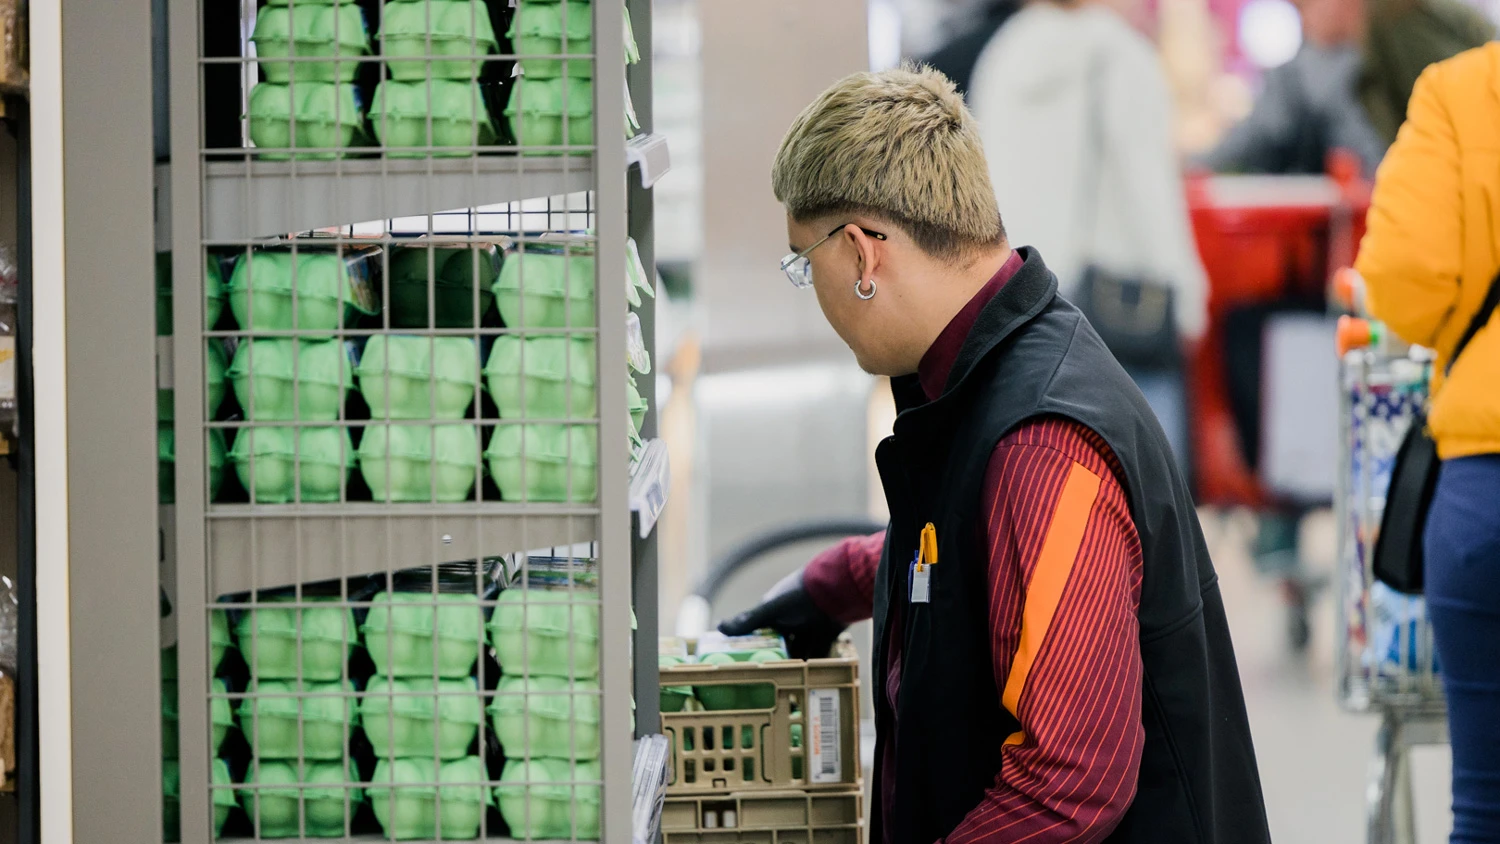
left=808, top=688, right=842, bottom=783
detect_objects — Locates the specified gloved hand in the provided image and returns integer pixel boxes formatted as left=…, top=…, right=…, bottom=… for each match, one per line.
left=717, top=568, right=846, bottom=660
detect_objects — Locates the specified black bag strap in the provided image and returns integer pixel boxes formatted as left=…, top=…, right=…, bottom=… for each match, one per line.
left=1445, top=270, right=1500, bottom=378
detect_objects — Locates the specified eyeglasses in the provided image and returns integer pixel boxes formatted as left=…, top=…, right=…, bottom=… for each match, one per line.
left=779, top=224, right=888, bottom=289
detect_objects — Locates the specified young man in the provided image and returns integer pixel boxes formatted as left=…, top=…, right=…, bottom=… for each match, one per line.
left=720, top=65, right=1269, bottom=843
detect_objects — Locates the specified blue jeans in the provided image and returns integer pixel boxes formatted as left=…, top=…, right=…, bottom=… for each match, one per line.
left=1425, top=454, right=1500, bottom=843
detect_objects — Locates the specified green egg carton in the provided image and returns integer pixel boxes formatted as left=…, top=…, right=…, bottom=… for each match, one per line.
left=692, top=650, right=782, bottom=712
left=370, top=80, right=498, bottom=157
left=247, top=82, right=369, bottom=160
left=361, top=591, right=485, bottom=677
left=488, top=674, right=600, bottom=761
left=487, top=587, right=599, bottom=679
left=158, top=425, right=227, bottom=505
left=492, top=246, right=595, bottom=328
left=164, top=677, right=236, bottom=758
left=229, top=427, right=355, bottom=504
left=379, top=0, right=498, bottom=81
left=485, top=423, right=597, bottom=503
left=505, top=77, right=592, bottom=151
left=356, top=336, right=479, bottom=420
left=239, top=680, right=357, bottom=760
left=508, top=1, right=591, bottom=79
left=227, top=248, right=379, bottom=333
left=484, top=335, right=596, bottom=420
left=495, top=758, right=600, bottom=841
left=368, top=756, right=492, bottom=841
left=211, top=608, right=235, bottom=672
left=658, top=654, right=692, bottom=713
left=239, top=760, right=364, bottom=839
left=235, top=598, right=358, bottom=681
left=360, top=675, right=485, bottom=760
left=156, top=252, right=226, bottom=336
left=229, top=339, right=354, bottom=422
left=627, top=376, right=647, bottom=433
left=386, top=244, right=500, bottom=329
left=251, top=3, right=371, bottom=83
left=357, top=423, right=480, bottom=503
left=164, top=758, right=237, bottom=841
left=159, top=341, right=229, bottom=423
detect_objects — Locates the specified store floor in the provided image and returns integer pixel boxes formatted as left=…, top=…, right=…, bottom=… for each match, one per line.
left=687, top=362, right=1454, bottom=843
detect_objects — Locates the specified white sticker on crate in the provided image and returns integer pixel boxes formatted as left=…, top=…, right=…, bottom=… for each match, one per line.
left=808, top=688, right=842, bottom=784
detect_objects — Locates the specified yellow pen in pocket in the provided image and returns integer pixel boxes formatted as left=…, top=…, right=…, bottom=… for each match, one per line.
left=918, top=522, right=938, bottom=571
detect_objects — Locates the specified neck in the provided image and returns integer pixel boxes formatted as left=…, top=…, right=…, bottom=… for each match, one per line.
left=901, top=245, right=1012, bottom=371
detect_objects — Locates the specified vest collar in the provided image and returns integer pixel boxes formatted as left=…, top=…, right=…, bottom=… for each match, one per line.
left=891, top=247, right=1058, bottom=435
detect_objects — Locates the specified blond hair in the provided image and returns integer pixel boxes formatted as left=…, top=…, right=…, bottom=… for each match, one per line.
left=772, top=63, right=1005, bottom=260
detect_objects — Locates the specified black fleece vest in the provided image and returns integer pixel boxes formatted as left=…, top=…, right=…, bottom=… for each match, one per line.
left=870, top=249, right=1269, bottom=844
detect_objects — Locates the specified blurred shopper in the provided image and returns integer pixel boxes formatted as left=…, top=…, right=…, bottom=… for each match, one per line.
left=920, top=0, right=1021, bottom=99
left=722, top=65, right=1268, bottom=844
left=965, top=0, right=1207, bottom=472
left=1356, top=44, right=1500, bottom=844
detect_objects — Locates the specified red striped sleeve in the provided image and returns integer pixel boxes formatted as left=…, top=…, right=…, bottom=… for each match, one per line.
left=803, top=531, right=886, bottom=626
left=945, top=417, right=1145, bottom=843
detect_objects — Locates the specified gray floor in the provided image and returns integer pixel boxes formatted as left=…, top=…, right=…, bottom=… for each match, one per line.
left=683, top=363, right=1455, bottom=844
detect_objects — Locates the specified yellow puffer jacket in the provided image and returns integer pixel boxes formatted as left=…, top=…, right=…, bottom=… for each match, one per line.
left=1357, top=43, right=1500, bottom=460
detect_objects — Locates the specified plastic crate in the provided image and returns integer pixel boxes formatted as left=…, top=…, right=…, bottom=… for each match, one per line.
left=660, top=658, right=860, bottom=796
left=660, top=788, right=864, bottom=844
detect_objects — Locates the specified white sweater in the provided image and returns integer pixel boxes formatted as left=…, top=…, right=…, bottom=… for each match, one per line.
left=969, top=4, right=1208, bottom=339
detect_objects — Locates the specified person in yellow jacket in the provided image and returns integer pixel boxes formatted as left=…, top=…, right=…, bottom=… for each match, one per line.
left=1356, top=42, right=1500, bottom=844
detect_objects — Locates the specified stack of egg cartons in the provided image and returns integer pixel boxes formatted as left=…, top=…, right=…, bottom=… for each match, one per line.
left=371, top=0, right=501, bottom=156
left=235, top=598, right=365, bottom=837
left=156, top=251, right=229, bottom=505
left=486, top=564, right=602, bottom=840
left=225, top=248, right=373, bottom=504
left=247, top=0, right=373, bottom=159
left=360, top=590, right=492, bottom=839
left=161, top=612, right=241, bottom=841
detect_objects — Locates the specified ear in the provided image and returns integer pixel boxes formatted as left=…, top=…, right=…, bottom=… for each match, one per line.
left=842, top=225, right=884, bottom=285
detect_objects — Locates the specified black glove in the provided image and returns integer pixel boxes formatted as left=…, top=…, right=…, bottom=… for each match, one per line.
left=717, top=569, right=846, bottom=660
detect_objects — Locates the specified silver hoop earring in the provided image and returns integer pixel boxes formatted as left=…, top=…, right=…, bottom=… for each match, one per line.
left=855, top=278, right=877, bottom=300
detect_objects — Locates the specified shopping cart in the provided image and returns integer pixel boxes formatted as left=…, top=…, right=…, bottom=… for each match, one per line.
left=1333, top=312, right=1447, bottom=844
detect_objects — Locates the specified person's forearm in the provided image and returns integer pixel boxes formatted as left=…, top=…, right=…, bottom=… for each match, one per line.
left=801, top=532, right=885, bottom=626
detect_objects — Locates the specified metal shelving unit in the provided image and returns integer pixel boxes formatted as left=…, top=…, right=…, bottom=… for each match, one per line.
left=159, top=0, right=667, bottom=838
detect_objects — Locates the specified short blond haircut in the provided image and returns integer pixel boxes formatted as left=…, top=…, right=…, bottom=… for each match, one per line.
left=772, top=63, right=1005, bottom=260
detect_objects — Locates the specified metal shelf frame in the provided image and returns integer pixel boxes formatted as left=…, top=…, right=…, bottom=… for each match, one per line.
left=162, top=0, right=657, bottom=841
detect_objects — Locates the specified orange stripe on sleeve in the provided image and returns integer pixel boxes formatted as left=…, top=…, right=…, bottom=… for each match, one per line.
left=1000, top=461, right=1103, bottom=727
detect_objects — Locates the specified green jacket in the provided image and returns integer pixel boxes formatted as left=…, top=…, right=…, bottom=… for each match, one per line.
left=1360, top=0, right=1494, bottom=145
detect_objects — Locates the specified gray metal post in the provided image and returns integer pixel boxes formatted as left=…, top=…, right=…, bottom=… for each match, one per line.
left=60, top=0, right=163, bottom=840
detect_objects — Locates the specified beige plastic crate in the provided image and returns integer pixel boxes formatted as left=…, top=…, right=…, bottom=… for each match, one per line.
left=661, top=788, right=864, bottom=844
left=660, top=657, right=861, bottom=795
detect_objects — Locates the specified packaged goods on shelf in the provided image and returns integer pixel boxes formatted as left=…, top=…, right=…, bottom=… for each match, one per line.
left=492, top=244, right=595, bottom=327
left=228, top=338, right=354, bottom=421
left=485, top=423, right=598, bottom=502
left=164, top=758, right=237, bottom=841
left=210, top=610, right=235, bottom=673
left=360, top=676, right=485, bottom=760
left=627, top=375, right=647, bottom=433
left=238, top=680, right=358, bottom=760
left=495, top=758, right=601, bottom=840
left=158, top=341, right=229, bottom=423
left=509, top=1, right=592, bottom=79
left=155, top=252, right=225, bottom=336
left=506, top=77, right=593, bottom=151
left=226, top=248, right=379, bottom=333
left=485, top=335, right=597, bottom=420
left=658, top=654, right=692, bottom=713
left=246, top=82, right=370, bottom=161
left=386, top=244, right=500, bottom=329
left=357, top=423, right=480, bottom=502
left=250, top=3, right=372, bottom=84
left=356, top=336, right=480, bottom=420
left=237, top=760, right=364, bottom=838
left=368, top=756, right=492, bottom=840
left=228, top=426, right=355, bottom=504
left=488, top=674, right=601, bottom=760
left=159, top=425, right=226, bottom=505
left=488, top=585, right=599, bottom=679
left=163, top=677, right=236, bottom=757
left=234, top=599, right=358, bottom=681
left=361, top=591, right=485, bottom=677
left=379, top=0, right=499, bottom=81
left=370, top=81, right=499, bottom=157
